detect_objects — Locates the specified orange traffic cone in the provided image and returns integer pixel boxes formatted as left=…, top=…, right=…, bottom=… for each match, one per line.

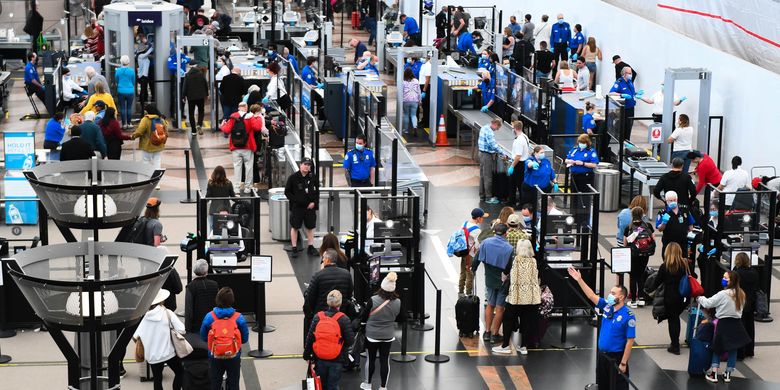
left=435, top=114, right=449, bottom=146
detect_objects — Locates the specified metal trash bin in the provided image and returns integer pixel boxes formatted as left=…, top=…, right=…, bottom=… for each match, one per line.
left=269, top=187, right=290, bottom=241
left=595, top=169, right=620, bottom=212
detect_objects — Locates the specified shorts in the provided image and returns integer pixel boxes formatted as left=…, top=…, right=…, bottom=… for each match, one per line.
left=486, top=287, right=507, bottom=307
left=290, top=207, right=317, bottom=230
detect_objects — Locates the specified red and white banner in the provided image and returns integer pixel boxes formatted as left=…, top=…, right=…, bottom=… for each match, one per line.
left=604, top=0, right=780, bottom=74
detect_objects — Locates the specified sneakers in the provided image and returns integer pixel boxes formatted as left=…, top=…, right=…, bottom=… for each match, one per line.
left=492, top=345, right=512, bottom=354
left=197, top=125, right=203, bottom=135
left=491, top=333, right=503, bottom=344
left=360, top=382, right=372, bottom=390
left=291, top=247, right=299, bottom=258
left=705, top=368, right=718, bottom=383
left=482, top=331, right=492, bottom=342
left=518, top=346, right=528, bottom=355
left=485, top=197, right=500, bottom=204
left=627, top=300, right=638, bottom=309
left=637, top=299, right=646, bottom=307
left=723, top=371, right=731, bottom=383
left=307, top=245, right=319, bottom=256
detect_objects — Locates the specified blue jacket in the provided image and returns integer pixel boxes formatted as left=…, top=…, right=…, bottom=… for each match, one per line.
left=344, top=148, right=376, bottom=180
left=24, top=61, right=40, bottom=85
left=479, top=79, right=495, bottom=106
left=524, top=156, right=555, bottom=189
left=44, top=118, right=65, bottom=143
left=567, top=146, right=599, bottom=174
left=569, top=31, right=585, bottom=51
left=200, top=307, right=250, bottom=358
left=405, top=60, right=422, bottom=79
left=457, top=31, right=475, bottom=54
left=610, top=77, right=636, bottom=108
left=115, top=67, right=136, bottom=95
left=301, top=65, right=317, bottom=86
left=403, top=17, right=420, bottom=35
left=582, top=113, right=596, bottom=132
left=550, top=21, right=571, bottom=45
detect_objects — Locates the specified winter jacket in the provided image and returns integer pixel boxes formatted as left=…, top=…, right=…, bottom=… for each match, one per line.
left=133, top=305, right=185, bottom=364
left=653, top=170, right=697, bottom=206
left=219, top=111, right=258, bottom=151
left=183, top=67, right=209, bottom=100
left=199, top=306, right=250, bottom=358
left=303, top=307, right=355, bottom=362
left=132, top=114, right=167, bottom=153
left=303, top=264, right=353, bottom=315
left=220, top=73, right=247, bottom=106
left=646, top=263, right=686, bottom=320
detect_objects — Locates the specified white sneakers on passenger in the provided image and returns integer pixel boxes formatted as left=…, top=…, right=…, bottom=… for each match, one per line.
left=518, top=346, right=528, bottom=355
left=360, top=382, right=372, bottom=390
left=492, top=345, right=512, bottom=354
left=627, top=301, right=638, bottom=309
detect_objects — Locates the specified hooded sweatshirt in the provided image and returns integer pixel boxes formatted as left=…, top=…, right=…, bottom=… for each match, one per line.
left=133, top=305, right=185, bottom=364
left=199, top=306, right=250, bottom=358
left=653, top=169, right=697, bottom=206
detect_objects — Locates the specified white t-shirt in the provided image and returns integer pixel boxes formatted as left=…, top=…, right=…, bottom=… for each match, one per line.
left=720, top=168, right=751, bottom=206
left=418, top=61, right=431, bottom=85
left=670, top=126, right=694, bottom=151
left=651, top=91, right=679, bottom=115
left=511, top=132, right=531, bottom=161
left=465, top=220, right=482, bottom=257
left=576, top=66, right=590, bottom=91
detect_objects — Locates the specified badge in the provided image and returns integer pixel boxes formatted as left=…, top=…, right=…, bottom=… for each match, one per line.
left=353, top=155, right=358, bottom=163
left=616, top=315, right=622, bottom=322
left=628, top=319, right=636, bottom=327
left=678, top=216, right=683, bottom=223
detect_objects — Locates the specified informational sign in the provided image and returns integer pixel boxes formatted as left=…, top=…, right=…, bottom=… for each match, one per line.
left=251, top=255, right=273, bottom=282
left=369, top=255, right=381, bottom=284
left=4, top=170, right=38, bottom=225
left=128, top=11, right=162, bottom=27
left=648, top=123, right=663, bottom=144
left=4, top=132, right=35, bottom=170
left=610, top=247, right=632, bottom=274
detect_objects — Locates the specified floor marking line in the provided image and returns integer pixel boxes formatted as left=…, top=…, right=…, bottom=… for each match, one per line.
left=427, top=234, right=460, bottom=284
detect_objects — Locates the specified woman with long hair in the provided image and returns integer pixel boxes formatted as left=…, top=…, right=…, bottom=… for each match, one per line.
left=401, top=67, right=422, bottom=137
left=205, top=166, right=235, bottom=215
left=360, top=272, right=406, bottom=390
left=581, top=37, right=602, bottom=90
left=733, top=253, right=758, bottom=359
left=697, top=271, right=751, bottom=383
left=617, top=195, right=648, bottom=246
left=668, top=114, right=694, bottom=173
left=319, top=232, right=348, bottom=269
left=100, top=107, right=130, bottom=160
left=493, top=239, right=540, bottom=355
left=646, top=242, right=688, bottom=354
left=624, top=207, right=654, bottom=308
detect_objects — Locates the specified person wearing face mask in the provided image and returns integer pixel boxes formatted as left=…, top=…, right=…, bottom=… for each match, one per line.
left=418, top=55, right=432, bottom=125
left=568, top=267, right=635, bottom=389
left=457, top=30, right=478, bottom=55
left=646, top=242, right=687, bottom=355
left=477, top=50, right=491, bottom=73
left=477, top=119, right=503, bottom=204
left=220, top=102, right=260, bottom=194
left=639, top=83, right=684, bottom=123
left=135, top=34, right=154, bottom=106
left=656, top=190, right=695, bottom=260
left=522, top=146, right=557, bottom=208
left=609, top=67, right=641, bottom=140
left=733, top=253, right=758, bottom=360
left=623, top=207, right=654, bottom=309
left=667, top=114, right=693, bottom=172
left=215, top=57, right=231, bottom=82
left=301, top=56, right=322, bottom=88
left=469, top=70, right=495, bottom=113
left=697, top=271, right=751, bottom=383
left=404, top=56, right=422, bottom=79
left=508, top=121, right=531, bottom=207
left=549, top=14, right=571, bottom=77
left=519, top=204, right=534, bottom=233
left=61, top=68, right=87, bottom=107
left=565, top=133, right=599, bottom=193
left=344, top=134, right=376, bottom=187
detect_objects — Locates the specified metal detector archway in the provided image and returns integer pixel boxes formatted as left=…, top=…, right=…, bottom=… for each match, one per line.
left=176, top=33, right=217, bottom=132
left=660, top=68, right=712, bottom=162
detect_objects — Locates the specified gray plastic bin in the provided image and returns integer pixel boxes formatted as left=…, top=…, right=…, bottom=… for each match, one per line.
left=269, top=187, right=290, bottom=241
left=595, top=169, right=620, bottom=212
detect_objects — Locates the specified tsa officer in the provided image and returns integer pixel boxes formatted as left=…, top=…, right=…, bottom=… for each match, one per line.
left=565, top=133, right=599, bottom=194
left=568, top=267, right=635, bottom=390
left=549, top=14, right=571, bottom=74
left=301, top=56, right=324, bottom=88
left=400, top=13, right=421, bottom=45
left=469, top=70, right=495, bottom=113
left=344, top=134, right=376, bottom=187
left=609, top=67, right=643, bottom=141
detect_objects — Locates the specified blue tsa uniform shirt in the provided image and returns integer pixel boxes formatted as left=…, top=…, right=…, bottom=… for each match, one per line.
left=569, top=31, right=585, bottom=53
left=286, top=55, right=299, bottom=74
left=344, top=148, right=376, bottom=181
left=596, top=298, right=636, bottom=353
left=457, top=31, right=475, bottom=54
left=301, top=65, right=317, bottom=86
left=567, top=147, right=599, bottom=174
left=24, top=62, right=40, bottom=85
left=405, top=60, right=422, bottom=79
left=582, top=113, right=596, bottom=133
left=479, top=79, right=495, bottom=106
left=550, top=21, right=571, bottom=46
left=404, top=17, right=420, bottom=36
left=610, top=78, right=637, bottom=108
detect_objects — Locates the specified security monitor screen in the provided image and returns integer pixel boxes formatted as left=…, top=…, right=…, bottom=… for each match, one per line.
left=606, top=96, right=623, bottom=142
left=521, top=79, right=539, bottom=124
left=510, top=76, right=523, bottom=109
left=495, top=65, right=508, bottom=102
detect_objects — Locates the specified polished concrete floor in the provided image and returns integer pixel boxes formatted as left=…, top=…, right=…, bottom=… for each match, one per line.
left=2, top=12, right=780, bottom=390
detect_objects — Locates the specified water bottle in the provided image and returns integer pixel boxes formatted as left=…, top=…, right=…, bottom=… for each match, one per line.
left=7, top=204, right=23, bottom=224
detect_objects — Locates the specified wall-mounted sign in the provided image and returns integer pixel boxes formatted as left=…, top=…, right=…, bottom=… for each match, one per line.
left=128, top=11, right=162, bottom=27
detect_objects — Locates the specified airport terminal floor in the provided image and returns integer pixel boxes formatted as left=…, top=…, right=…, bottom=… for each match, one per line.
left=2, top=1, right=780, bottom=390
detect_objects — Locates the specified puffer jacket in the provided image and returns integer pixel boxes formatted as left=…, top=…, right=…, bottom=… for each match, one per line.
left=644, top=269, right=667, bottom=322
left=303, top=264, right=353, bottom=315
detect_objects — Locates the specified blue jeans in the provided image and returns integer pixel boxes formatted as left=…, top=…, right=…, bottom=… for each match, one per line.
left=711, top=349, right=737, bottom=372
left=671, top=150, right=691, bottom=173
left=210, top=357, right=241, bottom=390
left=365, top=17, right=377, bottom=46
left=222, top=101, right=237, bottom=122
left=535, top=70, right=549, bottom=82
left=117, top=93, right=134, bottom=125
left=315, top=359, right=342, bottom=390
left=402, top=101, right=418, bottom=134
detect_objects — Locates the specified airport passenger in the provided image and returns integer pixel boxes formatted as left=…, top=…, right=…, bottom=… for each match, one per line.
left=185, top=259, right=220, bottom=333
left=284, top=157, right=319, bottom=257
left=493, top=239, right=539, bottom=355
left=472, top=223, right=513, bottom=343
left=200, top=287, right=250, bottom=390
left=133, top=289, right=186, bottom=390
left=303, top=290, right=354, bottom=390
left=477, top=118, right=502, bottom=204
left=623, top=207, right=654, bottom=309
left=360, top=272, right=406, bottom=390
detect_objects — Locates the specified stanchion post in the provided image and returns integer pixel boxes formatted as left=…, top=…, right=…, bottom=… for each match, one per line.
left=0, top=340, right=11, bottom=363
left=249, top=282, right=273, bottom=358
left=392, top=288, right=416, bottom=363
left=180, top=150, right=196, bottom=204
left=424, top=289, right=449, bottom=363
left=411, top=265, right=433, bottom=331
left=0, top=261, right=17, bottom=339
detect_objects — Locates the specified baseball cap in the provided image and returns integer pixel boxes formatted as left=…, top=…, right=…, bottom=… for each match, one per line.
left=507, top=214, right=521, bottom=227
left=471, top=208, right=488, bottom=219
left=300, top=157, right=314, bottom=166
left=146, top=197, right=161, bottom=208
left=94, top=100, right=106, bottom=108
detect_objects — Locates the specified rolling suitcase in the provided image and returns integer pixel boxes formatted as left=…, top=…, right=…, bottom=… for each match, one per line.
left=351, top=11, right=361, bottom=29
left=685, top=304, right=704, bottom=344
left=687, top=303, right=711, bottom=377
left=455, top=275, right=480, bottom=337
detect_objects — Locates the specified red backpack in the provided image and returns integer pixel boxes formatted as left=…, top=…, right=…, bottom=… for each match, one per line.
left=207, top=312, right=242, bottom=359
left=312, top=311, right=345, bottom=360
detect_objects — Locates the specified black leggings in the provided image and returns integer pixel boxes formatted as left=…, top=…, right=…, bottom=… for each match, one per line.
left=501, top=303, right=539, bottom=348
left=188, top=98, right=205, bottom=132
left=629, top=255, right=649, bottom=300
left=151, top=355, right=183, bottom=390
left=365, top=340, right=392, bottom=387
left=667, top=307, right=683, bottom=348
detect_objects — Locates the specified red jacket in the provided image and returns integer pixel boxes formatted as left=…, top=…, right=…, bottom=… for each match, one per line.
left=220, top=111, right=259, bottom=152
left=695, top=154, right=722, bottom=194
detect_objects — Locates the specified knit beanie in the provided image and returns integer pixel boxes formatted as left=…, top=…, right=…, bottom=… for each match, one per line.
left=381, top=272, right=398, bottom=293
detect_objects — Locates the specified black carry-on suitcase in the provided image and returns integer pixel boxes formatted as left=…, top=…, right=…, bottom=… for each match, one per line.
left=455, top=274, right=480, bottom=337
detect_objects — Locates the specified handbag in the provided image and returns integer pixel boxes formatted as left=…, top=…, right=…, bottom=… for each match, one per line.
left=688, top=274, right=704, bottom=297
left=302, top=361, right=323, bottom=390
left=134, top=338, right=145, bottom=362
left=166, top=310, right=193, bottom=358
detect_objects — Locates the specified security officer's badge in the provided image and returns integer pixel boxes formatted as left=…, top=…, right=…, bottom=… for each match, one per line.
left=616, top=315, right=622, bottom=322
left=613, top=83, right=619, bottom=89
left=353, top=155, right=358, bottom=163
left=628, top=319, right=636, bottom=328
left=679, top=216, right=684, bottom=223
left=592, top=152, right=597, bottom=158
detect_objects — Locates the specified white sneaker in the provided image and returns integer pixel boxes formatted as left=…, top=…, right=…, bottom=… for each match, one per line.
left=360, top=382, right=372, bottom=390
left=519, top=347, right=528, bottom=355
left=492, top=345, right=512, bottom=354
left=637, top=299, right=646, bottom=307
left=627, top=301, right=638, bottom=309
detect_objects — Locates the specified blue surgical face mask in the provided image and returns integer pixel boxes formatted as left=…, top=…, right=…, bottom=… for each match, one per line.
left=721, top=278, right=729, bottom=288
left=406, top=58, right=412, bottom=64
left=667, top=202, right=678, bottom=210
left=537, top=153, right=546, bottom=160
left=524, top=216, right=532, bottom=223
left=355, top=144, right=364, bottom=151
left=558, top=19, right=564, bottom=24
left=709, top=210, right=718, bottom=218
left=481, top=54, right=488, bottom=59
left=578, top=143, right=586, bottom=150
left=606, top=294, right=617, bottom=306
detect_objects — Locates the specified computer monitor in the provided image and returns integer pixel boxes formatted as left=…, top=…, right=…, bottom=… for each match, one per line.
left=213, top=213, right=240, bottom=237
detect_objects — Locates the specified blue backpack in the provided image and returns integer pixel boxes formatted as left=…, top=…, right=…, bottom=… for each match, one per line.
left=447, top=223, right=478, bottom=257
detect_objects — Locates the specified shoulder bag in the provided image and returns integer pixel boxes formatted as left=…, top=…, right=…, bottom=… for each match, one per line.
left=166, top=310, right=193, bottom=358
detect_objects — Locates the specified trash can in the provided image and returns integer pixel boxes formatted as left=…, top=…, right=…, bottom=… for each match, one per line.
left=269, top=187, right=290, bottom=241
left=595, top=169, right=620, bottom=212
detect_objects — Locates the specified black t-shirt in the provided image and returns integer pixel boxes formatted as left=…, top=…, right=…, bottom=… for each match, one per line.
left=660, top=207, right=691, bottom=245
left=535, top=50, right=554, bottom=73
left=615, top=61, right=638, bottom=81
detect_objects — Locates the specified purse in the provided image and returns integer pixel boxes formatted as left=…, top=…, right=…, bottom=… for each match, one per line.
left=134, top=338, right=145, bottom=362
left=166, top=310, right=193, bottom=358
left=302, top=361, right=323, bottom=390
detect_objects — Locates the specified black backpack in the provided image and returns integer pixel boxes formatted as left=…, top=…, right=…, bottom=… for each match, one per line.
left=121, top=217, right=151, bottom=245
left=230, top=114, right=249, bottom=147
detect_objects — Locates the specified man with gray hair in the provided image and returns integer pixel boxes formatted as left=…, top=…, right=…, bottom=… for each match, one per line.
left=184, top=259, right=219, bottom=333
left=303, top=249, right=354, bottom=341
left=656, top=190, right=695, bottom=257
left=79, top=110, right=108, bottom=158
left=83, top=66, right=108, bottom=102
left=303, top=289, right=354, bottom=390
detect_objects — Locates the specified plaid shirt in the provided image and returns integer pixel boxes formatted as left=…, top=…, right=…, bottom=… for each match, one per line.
left=478, top=125, right=501, bottom=154
left=506, top=228, right=530, bottom=254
